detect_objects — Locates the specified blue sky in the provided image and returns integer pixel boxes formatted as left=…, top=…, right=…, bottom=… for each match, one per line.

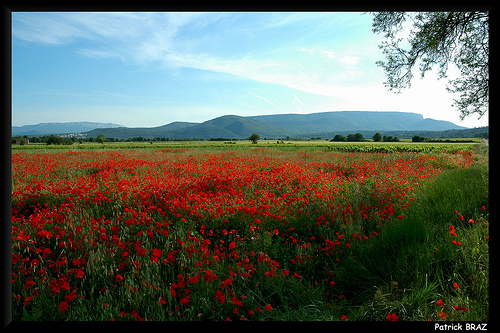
left=12, top=12, right=488, bottom=128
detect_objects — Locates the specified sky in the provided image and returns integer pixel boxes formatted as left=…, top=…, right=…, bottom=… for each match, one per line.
left=11, top=11, right=489, bottom=129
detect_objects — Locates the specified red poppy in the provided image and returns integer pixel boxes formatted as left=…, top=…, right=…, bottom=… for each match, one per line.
left=152, top=248, right=162, bottom=258
left=75, top=269, right=84, bottom=278
left=23, top=296, right=32, bottom=306
left=436, top=299, right=444, bottom=307
left=23, top=280, right=35, bottom=290
left=386, top=313, right=398, bottom=321
left=454, top=306, right=468, bottom=312
left=187, top=275, right=199, bottom=284
left=59, top=301, right=69, bottom=312
left=231, top=295, right=243, bottom=307
left=264, top=304, right=273, bottom=311
left=65, top=291, right=77, bottom=302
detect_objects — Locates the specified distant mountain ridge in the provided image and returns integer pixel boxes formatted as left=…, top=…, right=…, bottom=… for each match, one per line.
left=13, top=111, right=468, bottom=139
left=248, top=111, right=459, bottom=133
left=12, top=121, right=123, bottom=136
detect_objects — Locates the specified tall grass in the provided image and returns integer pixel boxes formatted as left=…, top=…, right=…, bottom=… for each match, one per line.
left=336, top=164, right=488, bottom=321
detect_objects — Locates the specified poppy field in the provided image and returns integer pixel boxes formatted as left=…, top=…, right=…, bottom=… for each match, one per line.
left=11, top=145, right=488, bottom=321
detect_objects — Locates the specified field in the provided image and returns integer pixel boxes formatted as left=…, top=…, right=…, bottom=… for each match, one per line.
left=11, top=141, right=488, bottom=322
left=11, top=139, right=482, bottom=153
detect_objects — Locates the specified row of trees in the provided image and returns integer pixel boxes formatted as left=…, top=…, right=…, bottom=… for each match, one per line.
left=330, top=132, right=400, bottom=142
left=14, top=130, right=486, bottom=146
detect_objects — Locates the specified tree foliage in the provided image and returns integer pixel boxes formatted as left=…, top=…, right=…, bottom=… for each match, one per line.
left=97, top=134, right=106, bottom=144
left=372, top=11, right=489, bottom=119
left=46, top=135, right=74, bottom=145
left=248, top=133, right=260, bottom=144
left=331, top=134, right=346, bottom=142
left=372, top=132, right=382, bottom=142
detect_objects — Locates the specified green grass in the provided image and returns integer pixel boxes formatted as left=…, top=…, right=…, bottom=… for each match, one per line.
left=335, top=164, right=489, bottom=321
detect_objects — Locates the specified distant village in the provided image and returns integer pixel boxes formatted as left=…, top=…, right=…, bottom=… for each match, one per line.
left=13, top=132, right=88, bottom=145
left=58, top=133, right=88, bottom=138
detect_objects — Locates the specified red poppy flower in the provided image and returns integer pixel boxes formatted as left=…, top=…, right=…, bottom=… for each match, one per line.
left=59, top=301, right=69, bottom=312
left=188, top=275, right=199, bottom=284
left=231, top=295, right=243, bottom=307
left=436, top=299, right=444, bottom=307
left=264, top=304, right=273, bottom=311
left=386, top=313, right=398, bottom=321
left=23, top=280, right=35, bottom=290
left=152, top=248, right=162, bottom=258
left=65, top=291, right=77, bottom=302
left=23, top=296, right=32, bottom=306
left=75, top=269, right=85, bottom=278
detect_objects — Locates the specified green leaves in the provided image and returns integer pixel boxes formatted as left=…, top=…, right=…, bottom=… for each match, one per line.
left=372, top=11, right=489, bottom=119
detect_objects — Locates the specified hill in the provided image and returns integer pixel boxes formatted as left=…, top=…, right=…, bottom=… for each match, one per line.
left=83, top=122, right=200, bottom=139
left=85, top=115, right=296, bottom=140
left=14, top=111, right=469, bottom=140
left=12, top=121, right=123, bottom=136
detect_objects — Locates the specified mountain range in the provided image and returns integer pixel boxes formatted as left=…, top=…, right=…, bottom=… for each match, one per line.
left=12, top=121, right=123, bottom=136
left=12, top=111, right=468, bottom=139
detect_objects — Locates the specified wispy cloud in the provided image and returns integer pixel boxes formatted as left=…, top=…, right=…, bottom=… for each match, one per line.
left=338, top=55, right=360, bottom=65
left=250, top=92, right=276, bottom=106
left=12, top=12, right=376, bottom=100
left=292, top=92, right=304, bottom=106
left=292, top=92, right=305, bottom=113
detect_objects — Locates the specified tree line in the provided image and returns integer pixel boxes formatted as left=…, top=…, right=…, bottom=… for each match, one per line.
left=12, top=128, right=488, bottom=145
left=330, top=132, right=400, bottom=142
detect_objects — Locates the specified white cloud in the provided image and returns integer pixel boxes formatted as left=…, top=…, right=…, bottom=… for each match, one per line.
left=338, top=56, right=359, bottom=65
left=13, top=12, right=368, bottom=97
left=292, top=93, right=304, bottom=106
left=321, top=50, right=336, bottom=60
left=250, top=92, right=276, bottom=106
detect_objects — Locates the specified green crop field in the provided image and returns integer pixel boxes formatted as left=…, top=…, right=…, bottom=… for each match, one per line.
left=11, top=139, right=482, bottom=153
